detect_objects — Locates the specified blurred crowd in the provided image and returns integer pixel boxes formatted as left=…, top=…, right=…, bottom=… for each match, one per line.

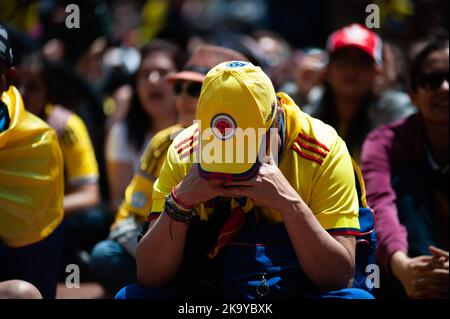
left=0, top=0, right=448, bottom=299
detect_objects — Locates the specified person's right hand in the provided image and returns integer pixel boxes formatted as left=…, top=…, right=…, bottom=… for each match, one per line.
left=173, top=164, right=226, bottom=208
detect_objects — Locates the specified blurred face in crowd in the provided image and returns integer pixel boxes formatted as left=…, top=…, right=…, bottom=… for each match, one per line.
left=172, top=79, right=202, bottom=126
left=327, top=47, right=377, bottom=99
left=136, top=51, right=176, bottom=120
left=410, top=47, right=449, bottom=126
left=257, top=35, right=292, bottom=89
left=16, top=65, right=47, bottom=116
left=0, top=60, right=16, bottom=96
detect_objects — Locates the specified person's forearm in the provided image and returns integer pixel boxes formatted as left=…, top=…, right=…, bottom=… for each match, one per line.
left=63, top=184, right=100, bottom=215
left=106, top=161, right=134, bottom=212
left=360, top=130, right=409, bottom=273
left=280, top=198, right=355, bottom=291
left=135, top=212, right=188, bottom=287
left=390, top=250, right=409, bottom=282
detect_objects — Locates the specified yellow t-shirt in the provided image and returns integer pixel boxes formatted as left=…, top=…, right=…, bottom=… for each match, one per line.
left=113, top=124, right=184, bottom=225
left=150, top=93, right=360, bottom=234
left=45, top=105, right=99, bottom=189
left=0, top=86, right=64, bottom=247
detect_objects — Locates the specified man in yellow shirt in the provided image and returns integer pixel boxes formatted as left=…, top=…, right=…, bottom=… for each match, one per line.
left=0, top=25, right=64, bottom=299
left=90, top=45, right=249, bottom=296
left=116, top=61, right=373, bottom=299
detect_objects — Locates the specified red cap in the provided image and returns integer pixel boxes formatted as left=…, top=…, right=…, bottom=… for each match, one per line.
left=326, top=24, right=383, bottom=64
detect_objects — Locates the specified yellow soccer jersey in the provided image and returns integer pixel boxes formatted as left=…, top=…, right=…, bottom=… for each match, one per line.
left=150, top=93, right=360, bottom=234
left=45, top=105, right=99, bottom=189
left=0, top=86, right=64, bottom=247
left=114, top=124, right=184, bottom=225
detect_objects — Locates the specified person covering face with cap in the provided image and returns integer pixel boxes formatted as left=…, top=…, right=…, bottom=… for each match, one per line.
left=90, top=45, right=249, bottom=296
left=119, top=60, right=374, bottom=299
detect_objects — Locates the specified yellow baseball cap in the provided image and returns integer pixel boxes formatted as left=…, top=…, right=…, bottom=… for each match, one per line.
left=196, top=61, right=277, bottom=180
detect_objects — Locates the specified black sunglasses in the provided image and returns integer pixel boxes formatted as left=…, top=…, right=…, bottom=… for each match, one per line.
left=417, top=71, right=449, bottom=90
left=173, top=81, right=202, bottom=98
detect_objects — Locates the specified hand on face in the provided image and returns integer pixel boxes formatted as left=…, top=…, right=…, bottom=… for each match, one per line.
left=220, top=154, right=299, bottom=212
left=174, top=164, right=227, bottom=208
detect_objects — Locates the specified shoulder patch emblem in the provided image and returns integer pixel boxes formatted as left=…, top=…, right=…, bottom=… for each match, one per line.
left=291, top=132, right=330, bottom=165
left=174, top=128, right=200, bottom=160
left=131, top=192, right=147, bottom=209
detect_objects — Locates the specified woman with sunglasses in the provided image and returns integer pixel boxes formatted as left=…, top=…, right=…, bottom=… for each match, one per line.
left=91, top=45, right=248, bottom=297
left=361, top=35, right=449, bottom=299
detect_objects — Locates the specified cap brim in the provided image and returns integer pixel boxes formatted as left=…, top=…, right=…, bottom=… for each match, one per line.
left=166, top=71, right=205, bottom=83
left=198, top=132, right=266, bottom=181
left=199, top=161, right=260, bottom=181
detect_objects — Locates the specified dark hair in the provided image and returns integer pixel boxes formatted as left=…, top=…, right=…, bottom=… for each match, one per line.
left=409, top=35, right=449, bottom=92
left=17, top=53, right=56, bottom=104
left=317, top=83, right=372, bottom=155
left=125, top=39, right=179, bottom=151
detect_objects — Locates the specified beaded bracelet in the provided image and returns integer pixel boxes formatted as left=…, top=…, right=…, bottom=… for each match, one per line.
left=164, top=192, right=196, bottom=223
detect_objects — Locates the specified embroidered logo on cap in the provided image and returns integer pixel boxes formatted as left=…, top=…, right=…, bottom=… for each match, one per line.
left=211, top=113, right=236, bottom=140
left=226, top=61, right=248, bottom=68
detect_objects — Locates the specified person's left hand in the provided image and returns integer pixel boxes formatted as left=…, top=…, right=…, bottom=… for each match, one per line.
left=220, top=155, right=300, bottom=212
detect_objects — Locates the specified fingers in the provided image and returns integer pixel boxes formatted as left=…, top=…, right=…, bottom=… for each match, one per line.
left=223, top=181, right=255, bottom=187
left=416, top=268, right=449, bottom=279
left=411, top=257, right=447, bottom=271
left=413, top=275, right=448, bottom=290
left=220, top=186, right=250, bottom=198
left=409, top=256, right=435, bottom=270
left=220, top=187, right=263, bottom=206
left=429, top=246, right=449, bottom=259
left=188, top=163, right=199, bottom=174
left=410, top=251, right=449, bottom=272
left=410, top=288, right=449, bottom=299
left=410, top=282, right=449, bottom=299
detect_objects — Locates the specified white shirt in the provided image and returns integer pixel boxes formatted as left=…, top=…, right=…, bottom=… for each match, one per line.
left=106, top=121, right=151, bottom=169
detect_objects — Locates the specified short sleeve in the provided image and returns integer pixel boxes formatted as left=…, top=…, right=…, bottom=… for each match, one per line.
left=61, top=114, right=99, bottom=187
left=115, top=173, right=155, bottom=223
left=150, top=141, right=188, bottom=215
left=309, top=137, right=360, bottom=234
left=115, top=138, right=172, bottom=223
